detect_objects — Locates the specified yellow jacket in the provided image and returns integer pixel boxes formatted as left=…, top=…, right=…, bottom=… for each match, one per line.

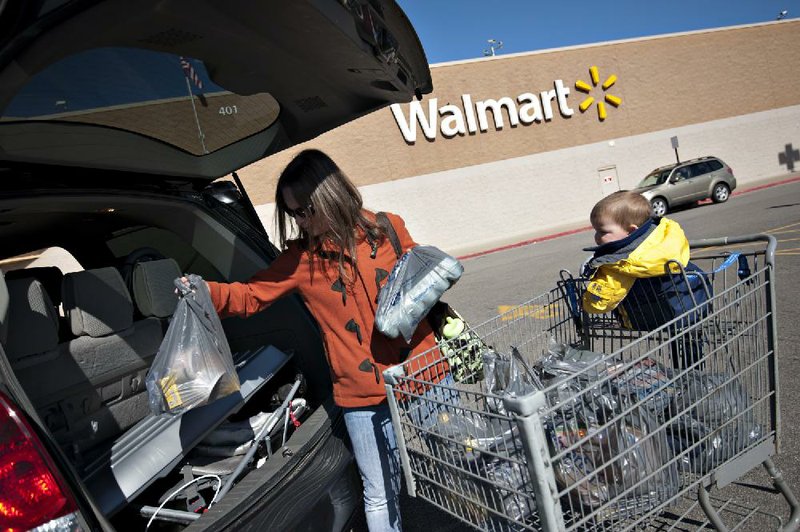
left=582, top=218, right=690, bottom=314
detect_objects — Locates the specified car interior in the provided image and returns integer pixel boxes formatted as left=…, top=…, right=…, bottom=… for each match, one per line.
left=0, top=184, right=336, bottom=528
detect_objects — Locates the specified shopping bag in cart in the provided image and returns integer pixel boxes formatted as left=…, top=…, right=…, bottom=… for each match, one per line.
left=547, top=409, right=679, bottom=522
left=430, top=407, right=534, bottom=525
left=612, top=357, right=676, bottom=415
left=145, top=274, right=240, bottom=416
left=483, top=347, right=543, bottom=415
left=537, top=340, right=679, bottom=521
left=667, top=370, right=762, bottom=475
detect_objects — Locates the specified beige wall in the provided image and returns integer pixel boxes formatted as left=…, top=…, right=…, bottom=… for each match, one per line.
left=238, top=20, right=800, bottom=206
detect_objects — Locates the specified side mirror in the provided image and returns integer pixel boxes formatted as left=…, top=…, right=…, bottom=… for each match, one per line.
left=669, top=175, right=679, bottom=184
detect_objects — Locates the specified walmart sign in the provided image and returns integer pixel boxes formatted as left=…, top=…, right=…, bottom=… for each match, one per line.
left=390, top=66, right=622, bottom=143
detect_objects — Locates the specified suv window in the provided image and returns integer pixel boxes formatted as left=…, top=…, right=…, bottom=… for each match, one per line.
left=106, top=226, right=221, bottom=280
left=637, top=168, right=673, bottom=187
left=688, top=162, right=712, bottom=178
left=1, top=247, right=82, bottom=275
left=707, top=159, right=723, bottom=171
left=673, top=167, right=691, bottom=180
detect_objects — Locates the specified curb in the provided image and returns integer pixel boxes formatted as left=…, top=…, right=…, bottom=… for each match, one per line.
left=458, top=175, right=800, bottom=261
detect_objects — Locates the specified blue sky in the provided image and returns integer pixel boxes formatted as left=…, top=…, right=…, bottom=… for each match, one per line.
left=397, top=0, right=796, bottom=64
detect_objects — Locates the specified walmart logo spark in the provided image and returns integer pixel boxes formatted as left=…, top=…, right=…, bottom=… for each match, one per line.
left=575, top=66, right=622, bottom=121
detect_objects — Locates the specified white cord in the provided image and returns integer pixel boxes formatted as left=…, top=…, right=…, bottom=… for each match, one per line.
left=145, top=474, right=222, bottom=531
left=281, top=400, right=292, bottom=446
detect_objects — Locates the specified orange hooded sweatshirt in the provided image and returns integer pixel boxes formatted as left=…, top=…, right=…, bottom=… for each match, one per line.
left=206, top=211, right=439, bottom=408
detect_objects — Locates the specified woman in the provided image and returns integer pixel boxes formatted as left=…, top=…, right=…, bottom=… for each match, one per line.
left=203, top=149, right=439, bottom=531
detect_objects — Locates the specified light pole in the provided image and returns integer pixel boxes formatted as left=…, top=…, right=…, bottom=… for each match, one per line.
left=483, top=39, right=503, bottom=57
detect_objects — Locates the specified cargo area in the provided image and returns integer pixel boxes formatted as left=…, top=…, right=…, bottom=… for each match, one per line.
left=0, top=185, right=340, bottom=530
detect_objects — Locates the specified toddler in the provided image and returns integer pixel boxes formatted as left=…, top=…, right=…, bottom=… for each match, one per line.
left=581, top=191, right=709, bottom=367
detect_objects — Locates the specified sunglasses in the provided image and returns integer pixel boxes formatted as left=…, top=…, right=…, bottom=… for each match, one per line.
left=286, top=202, right=315, bottom=219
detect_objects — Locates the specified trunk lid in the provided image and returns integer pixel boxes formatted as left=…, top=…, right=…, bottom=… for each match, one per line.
left=0, top=0, right=431, bottom=181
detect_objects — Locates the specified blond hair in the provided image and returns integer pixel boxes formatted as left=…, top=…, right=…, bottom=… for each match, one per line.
left=590, top=191, right=652, bottom=228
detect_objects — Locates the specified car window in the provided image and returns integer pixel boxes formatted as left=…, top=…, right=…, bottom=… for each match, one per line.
left=708, top=159, right=723, bottom=171
left=106, top=226, right=221, bottom=280
left=1, top=247, right=82, bottom=275
left=0, top=47, right=280, bottom=156
left=674, top=167, right=690, bottom=180
left=688, top=162, right=712, bottom=178
left=637, top=169, right=672, bottom=187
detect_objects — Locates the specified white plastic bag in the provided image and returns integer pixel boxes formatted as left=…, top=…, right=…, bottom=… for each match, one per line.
left=375, top=245, right=463, bottom=343
left=145, top=274, right=240, bottom=415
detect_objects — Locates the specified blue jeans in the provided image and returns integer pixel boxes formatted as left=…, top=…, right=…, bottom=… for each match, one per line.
left=344, top=404, right=402, bottom=532
left=343, top=376, right=458, bottom=532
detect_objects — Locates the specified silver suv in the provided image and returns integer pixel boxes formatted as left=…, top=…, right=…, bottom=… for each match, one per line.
left=636, top=156, right=737, bottom=216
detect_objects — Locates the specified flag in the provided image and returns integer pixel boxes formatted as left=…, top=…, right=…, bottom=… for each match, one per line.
left=179, top=56, right=207, bottom=107
left=179, top=56, right=203, bottom=90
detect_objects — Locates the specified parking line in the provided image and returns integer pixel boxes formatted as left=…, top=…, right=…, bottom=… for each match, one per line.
left=767, top=221, right=800, bottom=233
left=497, top=304, right=557, bottom=320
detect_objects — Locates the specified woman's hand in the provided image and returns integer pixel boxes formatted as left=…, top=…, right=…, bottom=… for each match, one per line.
left=175, top=276, right=193, bottom=295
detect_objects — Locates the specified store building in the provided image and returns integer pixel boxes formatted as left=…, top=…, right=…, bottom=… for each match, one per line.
left=239, top=20, right=800, bottom=256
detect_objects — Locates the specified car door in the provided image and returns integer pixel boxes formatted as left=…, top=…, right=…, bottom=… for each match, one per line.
left=686, top=161, right=713, bottom=200
left=667, top=166, right=696, bottom=206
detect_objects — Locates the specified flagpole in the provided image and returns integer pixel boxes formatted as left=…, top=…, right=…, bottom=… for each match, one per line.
left=185, top=77, right=208, bottom=154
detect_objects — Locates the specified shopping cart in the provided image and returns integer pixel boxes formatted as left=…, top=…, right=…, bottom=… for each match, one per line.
left=384, top=234, right=799, bottom=531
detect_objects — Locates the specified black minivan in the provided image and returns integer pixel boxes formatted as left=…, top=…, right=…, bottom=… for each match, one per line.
left=0, top=1, right=431, bottom=530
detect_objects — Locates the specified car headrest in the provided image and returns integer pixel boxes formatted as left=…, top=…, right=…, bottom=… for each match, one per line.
left=5, top=267, right=64, bottom=306
left=63, top=268, right=133, bottom=338
left=131, top=258, right=182, bottom=318
left=0, top=270, right=9, bottom=346
left=5, top=278, right=59, bottom=363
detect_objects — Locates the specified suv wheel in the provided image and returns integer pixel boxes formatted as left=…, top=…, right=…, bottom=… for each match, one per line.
left=712, top=183, right=730, bottom=203
left=651, top=197, right=668, bottom=217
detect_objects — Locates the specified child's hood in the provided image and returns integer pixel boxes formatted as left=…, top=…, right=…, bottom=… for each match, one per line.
left=587, top=217, right=690, bottom=278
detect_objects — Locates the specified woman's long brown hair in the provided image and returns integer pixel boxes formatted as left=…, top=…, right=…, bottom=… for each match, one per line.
left=275, top=149, right=385, bottom=283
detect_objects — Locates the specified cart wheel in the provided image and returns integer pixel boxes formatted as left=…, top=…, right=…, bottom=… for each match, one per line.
left=651, top=197, right=668, bottom=217
left=712, top=183, right=730, bottom=203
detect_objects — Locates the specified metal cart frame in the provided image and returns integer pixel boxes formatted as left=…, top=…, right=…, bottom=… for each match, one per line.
left=384, top=234, right=800, bottom=531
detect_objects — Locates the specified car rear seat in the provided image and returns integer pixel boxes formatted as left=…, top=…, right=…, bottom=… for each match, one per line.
left=5, top=266, right=64, bottom=306
left=5, top=266, right=71, bottom=341
left=130, top=258, right=181, bottom=323
left=9, top=267, right=163, bottom=463
left=3, top=275, right=60, bottom=371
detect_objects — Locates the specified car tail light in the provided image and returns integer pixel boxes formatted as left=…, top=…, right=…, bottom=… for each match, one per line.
left=727, top=166, right=734, bottom=174
left=0, top=392, right=81, bottom=531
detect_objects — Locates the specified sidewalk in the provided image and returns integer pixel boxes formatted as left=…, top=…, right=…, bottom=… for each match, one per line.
left=457, top=172, right=800, bottom=261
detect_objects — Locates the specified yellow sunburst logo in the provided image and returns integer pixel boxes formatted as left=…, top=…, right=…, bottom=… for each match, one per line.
left=575, top=66, right=622, bottom=121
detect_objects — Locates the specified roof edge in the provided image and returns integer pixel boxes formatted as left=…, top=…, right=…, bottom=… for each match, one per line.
left=431, top=19, right=799, bottom=68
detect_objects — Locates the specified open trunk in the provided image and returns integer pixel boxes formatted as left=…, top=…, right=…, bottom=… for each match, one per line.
left=0, top=176, right=354, bottom=530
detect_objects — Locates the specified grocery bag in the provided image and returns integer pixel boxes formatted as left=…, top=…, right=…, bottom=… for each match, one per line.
left=146, top=274, right=240, bottom=415
left=375, top=245, right=463, bottom=343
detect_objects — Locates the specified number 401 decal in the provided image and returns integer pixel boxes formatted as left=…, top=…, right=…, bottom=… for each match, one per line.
left=219, top=105, right=238, bottom=115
